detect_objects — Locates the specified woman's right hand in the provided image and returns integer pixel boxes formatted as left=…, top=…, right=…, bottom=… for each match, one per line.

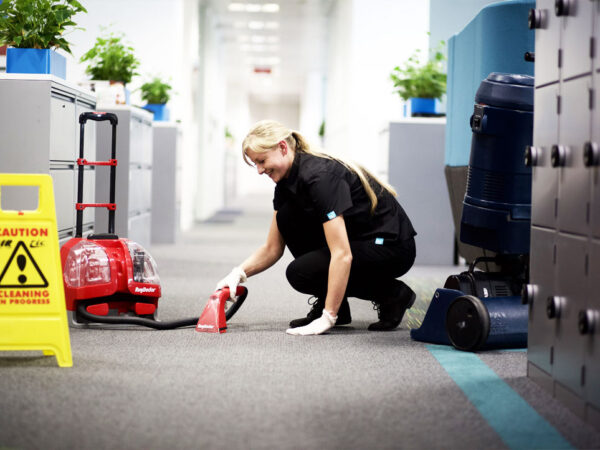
left=215, top=266, right=247, bottom=299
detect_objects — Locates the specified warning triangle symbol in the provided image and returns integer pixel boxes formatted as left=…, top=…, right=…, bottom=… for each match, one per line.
left=0, top=241, right=49, bottom=288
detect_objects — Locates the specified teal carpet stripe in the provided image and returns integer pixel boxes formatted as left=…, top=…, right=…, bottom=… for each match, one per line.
left=426, top=344, right=573, bottom=450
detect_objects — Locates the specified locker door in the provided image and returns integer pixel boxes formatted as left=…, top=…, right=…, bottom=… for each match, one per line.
left=560, top=0, right=594, bottom=80
left=594, top=1, right=600, bottom=74
left=528, top=226, right=557, bottom=375
left=557, top=76, right=592, bottom=236
left=534, top=0, right=562, bottom=86
left=532, top=84, right=560, bottom=228
left=584, top=240, right=600, bottom=410
left=553, top=233, right=588, bottom=397
left=591, top=70, right=600, bottom=238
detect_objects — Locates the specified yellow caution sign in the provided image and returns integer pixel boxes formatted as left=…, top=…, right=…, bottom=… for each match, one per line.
left=0, top=174, right=72, bottom=367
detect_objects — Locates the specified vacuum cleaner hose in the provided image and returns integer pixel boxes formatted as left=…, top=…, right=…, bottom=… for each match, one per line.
left=75, top=287, right=248, bottom=329
left=76, top=304, right=199, bottom=329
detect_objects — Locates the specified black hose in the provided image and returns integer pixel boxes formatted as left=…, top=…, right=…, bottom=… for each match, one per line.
left=75, top=287, right=248, bottom=330
left=76, top=303, right=199, bottom=329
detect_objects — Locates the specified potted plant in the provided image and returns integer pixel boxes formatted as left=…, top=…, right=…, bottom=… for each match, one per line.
left=0, top=0, right=87, bottom=79
left=80, top=31, right=140, bottom=104
left=390, top=41, right=447, bottom=116
left=139, top=77, right=172, bottom=121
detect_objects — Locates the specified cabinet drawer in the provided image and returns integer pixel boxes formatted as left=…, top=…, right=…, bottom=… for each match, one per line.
left=81, top=168, right=96, bottom=226
left=128, top=212, right=151, bottom=249
left=50, top=168, right=75, bottom=232
left=49, top=94, right=76, bottom=161
left=75, top=102, right=97, bottom=160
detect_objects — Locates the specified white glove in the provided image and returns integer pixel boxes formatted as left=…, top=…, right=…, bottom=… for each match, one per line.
left=215, top=266, right=247, bottom=300
left=286, top=310, right=336, bottom=336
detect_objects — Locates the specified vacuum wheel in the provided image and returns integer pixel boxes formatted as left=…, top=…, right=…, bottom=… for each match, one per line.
left=445, top=295, right=490, bottom=351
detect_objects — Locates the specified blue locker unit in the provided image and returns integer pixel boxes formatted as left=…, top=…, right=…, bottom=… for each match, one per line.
left=445, top=0, right=535, bottom=168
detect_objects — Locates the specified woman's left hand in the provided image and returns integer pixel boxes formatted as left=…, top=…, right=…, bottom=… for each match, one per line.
left=286, top=310, right=336, bottom=335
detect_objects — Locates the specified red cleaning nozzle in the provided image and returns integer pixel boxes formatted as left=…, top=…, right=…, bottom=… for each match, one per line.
left=195, top=288, right=230, bottom=333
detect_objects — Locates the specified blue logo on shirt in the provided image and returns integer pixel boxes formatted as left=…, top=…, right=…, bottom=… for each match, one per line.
left=327, top=211, right=337, bottom=220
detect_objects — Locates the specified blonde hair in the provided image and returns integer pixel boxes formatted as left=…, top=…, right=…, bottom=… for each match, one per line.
left=242, top=120, right=397, bottom=213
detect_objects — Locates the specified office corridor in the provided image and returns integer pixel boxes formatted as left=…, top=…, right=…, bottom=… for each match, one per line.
left=1, top=193, right=599, bottom=449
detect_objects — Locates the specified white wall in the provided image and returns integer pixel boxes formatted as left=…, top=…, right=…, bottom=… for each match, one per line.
left=325, top=0, right=430, bottom=178
left=194, top=2, right=227, bottom=220
left=64, top=0, right=203, bottom=229
left=299, top=71, right=326, bottom=146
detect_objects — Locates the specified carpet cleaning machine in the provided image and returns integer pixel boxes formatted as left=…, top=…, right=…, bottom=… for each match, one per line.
left=411, top=73, right=534, bottom=351
left=60, top=112, right=246, bottom=332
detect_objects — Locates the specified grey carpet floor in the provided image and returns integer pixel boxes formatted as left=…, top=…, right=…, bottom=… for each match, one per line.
left=1, top=194, right=600, bottom=449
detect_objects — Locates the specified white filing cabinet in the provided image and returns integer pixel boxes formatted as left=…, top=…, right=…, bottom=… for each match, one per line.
left=0, top=74, right=97, bottom=242
left=151, top=123, right=181, bottom=244
left=387, top=118, right=454, bottom=265
left=94, top=105, right=153, bottom=248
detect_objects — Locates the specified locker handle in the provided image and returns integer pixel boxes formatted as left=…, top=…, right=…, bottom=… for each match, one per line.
left=578, top=310, right=599, bottom=335
left=583, top=142, right=599, bottom=167
left=522, top=284, right=536, bottom=305
left=524, top=146, right=541, bottom=167
left=546, top=296, right=563, bottom=319
left=551, top=145, right=567, bottom=168
left=528, top=9, right=542, bottom=29
left=554, top=0, right=571, bottom=16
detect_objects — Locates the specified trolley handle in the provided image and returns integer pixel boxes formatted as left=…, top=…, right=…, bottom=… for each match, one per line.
left=76, top=111, right=119, bottom=238
left=79, top=112, right=118, bottom=125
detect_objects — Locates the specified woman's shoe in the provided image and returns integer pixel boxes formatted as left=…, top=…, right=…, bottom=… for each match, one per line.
left=289, top=296, right=352, bottom=328
left=368, top=283, right=416, bottom=331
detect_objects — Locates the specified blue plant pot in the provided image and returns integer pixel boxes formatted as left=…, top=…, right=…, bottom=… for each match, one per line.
left=143, top=103, right=170, bottom=121
left=410, top=97, right=437, bottom=116
left=6, top=48, right=66, bottom=79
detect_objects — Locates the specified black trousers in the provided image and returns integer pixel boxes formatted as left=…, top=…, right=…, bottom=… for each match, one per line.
left=276, top=201, right=416, bottom=303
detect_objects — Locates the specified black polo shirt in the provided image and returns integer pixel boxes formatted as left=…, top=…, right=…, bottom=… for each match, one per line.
left=273, top=152, right=416, bottom=243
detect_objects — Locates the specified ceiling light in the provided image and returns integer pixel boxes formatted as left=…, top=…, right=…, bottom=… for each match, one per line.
left=228, top=3, right=245, bottom=12
left=245, top=3, right=262, bottom=12
left=248, top=21, right=264, bottom=30
left=262, top=4, right=280, bottom=13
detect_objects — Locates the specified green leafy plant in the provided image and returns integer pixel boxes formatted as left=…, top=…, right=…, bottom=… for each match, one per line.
left=0, top=0, right=87, bottom=53
left=318, top=120, right=325, bottom=138
left=390, top=41, right=447, bottom=101
left=140, top=77, right=172, bottom=104
left=80, top=31, right=140, bottom=84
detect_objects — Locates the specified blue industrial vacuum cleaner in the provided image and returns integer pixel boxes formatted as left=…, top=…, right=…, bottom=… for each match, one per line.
left=411, top=73, right=534, bottom=351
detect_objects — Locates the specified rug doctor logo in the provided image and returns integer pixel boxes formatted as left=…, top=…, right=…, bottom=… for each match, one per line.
left=134, top=286, right=156, bottom=294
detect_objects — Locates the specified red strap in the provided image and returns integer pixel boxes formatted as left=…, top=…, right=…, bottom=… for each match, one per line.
left=76, top=203, right=116, bottom=211
left=77, top=158, right=118, bottom=166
